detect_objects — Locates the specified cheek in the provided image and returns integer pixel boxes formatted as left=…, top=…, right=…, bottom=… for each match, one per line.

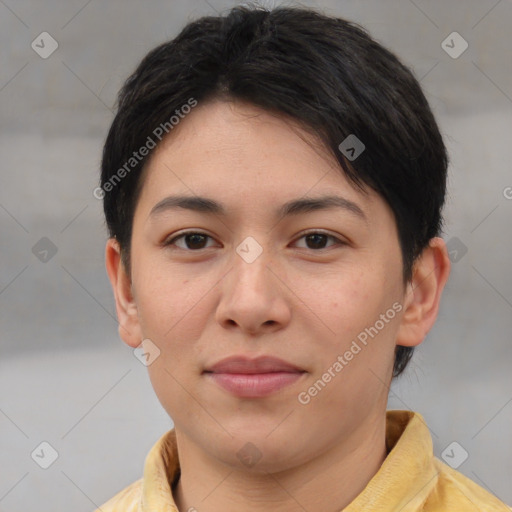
left=134, top=265, right=218, bottom=367
left=298, top=265, right=398, bottom=364
left=139, top=271, right=214, bottom=415
left=297, top=268, right=374, bottom=338
left=136, top=260, right=197, bottom=327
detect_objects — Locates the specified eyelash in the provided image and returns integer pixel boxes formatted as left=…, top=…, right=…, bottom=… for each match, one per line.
left=163, top=230, right=345, bottom=252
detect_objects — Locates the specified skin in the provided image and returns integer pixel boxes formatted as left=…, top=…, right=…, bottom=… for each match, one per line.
left=106, top=98, right=451, bottom=512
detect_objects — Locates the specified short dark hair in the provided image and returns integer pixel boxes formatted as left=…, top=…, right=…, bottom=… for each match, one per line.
left=100, top=4, right=448, bottom=378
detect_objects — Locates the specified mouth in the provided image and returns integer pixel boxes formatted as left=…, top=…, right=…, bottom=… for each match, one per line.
left=203, top=355, right=306, bottom=398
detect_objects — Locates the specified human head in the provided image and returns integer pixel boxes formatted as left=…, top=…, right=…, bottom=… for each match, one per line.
left=100, top=5, right=448, bottom=378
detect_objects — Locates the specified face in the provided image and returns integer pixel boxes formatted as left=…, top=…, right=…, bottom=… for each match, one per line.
left=112, top=99, right=414, bottom=472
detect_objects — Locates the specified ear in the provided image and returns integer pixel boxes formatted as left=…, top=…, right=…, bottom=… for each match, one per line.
left=395, top=237, right=451, bottom=347
left=105, top=238, right=142, bottom=348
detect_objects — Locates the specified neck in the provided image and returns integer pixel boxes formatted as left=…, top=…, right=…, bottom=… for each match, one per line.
left=173, top=413, right=388, bottom=512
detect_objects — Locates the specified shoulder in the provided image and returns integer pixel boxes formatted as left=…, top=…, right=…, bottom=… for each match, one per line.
left=427, top=457, right=512, bottom=511
left=91, top=478, right=143, bottom=512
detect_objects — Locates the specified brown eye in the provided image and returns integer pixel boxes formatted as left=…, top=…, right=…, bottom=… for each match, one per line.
left=294, top=231, right=343, bottom=250
left=165, top=231, right=215, bottom=250
left=304, top=233, right=329, bottom=249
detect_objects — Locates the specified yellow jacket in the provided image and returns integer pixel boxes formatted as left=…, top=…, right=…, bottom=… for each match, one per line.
left=93, top=410, right=511, bottom=511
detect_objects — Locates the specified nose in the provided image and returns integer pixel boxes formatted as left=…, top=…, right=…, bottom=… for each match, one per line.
left=215, top=244, right=291, bottom=335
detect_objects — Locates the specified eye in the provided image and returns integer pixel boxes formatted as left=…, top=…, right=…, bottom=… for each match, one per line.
left=163, top=230, right=345, bottom=252
left=293, top=230, right=344, bottom=250
left=164, top=231, right=216, bottom=250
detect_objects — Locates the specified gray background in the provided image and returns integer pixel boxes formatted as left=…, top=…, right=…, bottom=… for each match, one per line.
left=1, top=0, right=511, bottom=511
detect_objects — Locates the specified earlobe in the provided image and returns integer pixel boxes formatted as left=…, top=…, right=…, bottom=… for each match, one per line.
left=105, top=238, right=142, bottom=348
left=395, top=237, right=451, bottom=348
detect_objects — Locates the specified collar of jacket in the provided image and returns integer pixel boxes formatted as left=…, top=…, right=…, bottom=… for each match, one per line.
left=136, top=410, right=438, bottom=512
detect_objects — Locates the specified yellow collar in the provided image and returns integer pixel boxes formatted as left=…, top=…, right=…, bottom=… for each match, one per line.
left=137, top=410, right=438, bottom=511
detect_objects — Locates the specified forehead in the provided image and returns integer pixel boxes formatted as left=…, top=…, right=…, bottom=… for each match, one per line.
left=135, top=99, right=386, bottom=225
left=147, top=99, right=338, bottom=175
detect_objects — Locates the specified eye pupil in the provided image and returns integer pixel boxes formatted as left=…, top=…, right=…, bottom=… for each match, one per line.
left=186, top=233, right=207, bottom=249
left=306, top=233, right=327, bottom=249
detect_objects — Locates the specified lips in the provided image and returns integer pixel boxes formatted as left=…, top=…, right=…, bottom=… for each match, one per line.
left=203, top=355, right=306, bottom=398
left=204, top=355, right=305, bottom=374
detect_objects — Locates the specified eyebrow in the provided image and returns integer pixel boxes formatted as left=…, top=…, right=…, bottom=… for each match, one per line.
left=148, top=194, right=368, bottom=223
